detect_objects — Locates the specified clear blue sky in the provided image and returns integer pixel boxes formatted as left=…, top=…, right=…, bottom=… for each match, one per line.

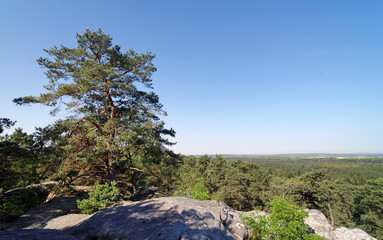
left=1, top=1, right=383, bottom=154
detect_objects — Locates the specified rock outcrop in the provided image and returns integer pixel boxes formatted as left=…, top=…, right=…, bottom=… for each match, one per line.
left=304, top=209, right=334, bottom=239
left=7, top=196, right=79, bottom=230
left=329, top=227, right=377, bottom=240
left=2, top=181, right=58, bottom=198
left=304, top=209, right=377, bottom=240
left=65, top=197, right=248, bottom=240
left=1, top=195, right=378, bottom=240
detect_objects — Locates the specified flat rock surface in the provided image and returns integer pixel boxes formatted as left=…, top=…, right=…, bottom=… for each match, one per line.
left=43, top=214, right=90, bottom=230
left=7, top=196, right=79, bottom=230
left=65, top=197, right=248, bottom=240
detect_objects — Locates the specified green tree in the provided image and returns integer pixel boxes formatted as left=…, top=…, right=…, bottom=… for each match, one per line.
left=0, top=128, right=40, bottom=191
left=244, top=198, right=323, bottom=240
left=353, top=178, right=383, bottom=239
left=0, top=118, right=15, bottom=134
left=14, top=29, right=175, bottom=184
left=223, top=160, right=265, bottom=210
left=77, top=181, right=121, bottom=214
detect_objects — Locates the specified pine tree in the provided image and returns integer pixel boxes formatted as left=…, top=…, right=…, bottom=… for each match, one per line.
left=14, top=29, right=175, bottom=184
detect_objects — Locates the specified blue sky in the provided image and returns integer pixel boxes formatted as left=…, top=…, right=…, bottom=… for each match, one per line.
left=1, top=1, right=383, bottom=154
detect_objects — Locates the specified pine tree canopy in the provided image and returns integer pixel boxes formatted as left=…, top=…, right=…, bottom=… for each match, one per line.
left=14, top=29, right=175, bottom=183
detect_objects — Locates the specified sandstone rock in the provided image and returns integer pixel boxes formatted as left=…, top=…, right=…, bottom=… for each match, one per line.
left=3, top=181, right=58, bottom=198
left=0, top=229, right=77, bottom=240
left=65, top=197, right=248, bottom=240
left=129, top=185, right=169, bottom=201
left=7, top=196, right=79, bottom=230
left=329, top=227, right=377, bottom=240
left=43, top=214, right=90, bottom=230
left=304, top=209, right=377, bottom=240
left=304, top=209, right=333, bottom=239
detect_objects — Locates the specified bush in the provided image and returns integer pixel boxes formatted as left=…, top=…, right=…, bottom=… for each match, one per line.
left=0, top=188, right=42, bottom=222
left=173, top=179, right=210, bottom=201
left=77, top=181, right=121, bottom=214
left=244, top=198, right=323, bottom=240
left=192, top=181, right=210, bottom=200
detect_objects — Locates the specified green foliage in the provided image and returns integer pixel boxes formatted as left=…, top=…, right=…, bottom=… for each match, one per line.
left=77, top=181, right=121, bottom=214
left=191, top=181, right=210, bottom=200
left=0, top=121, right=68, bottom=192
left=244, top=198, right=323, bottom=240
left=0, top=128, right=40, bottom=191
left=174, top=155, right=268, bottom=210
left=0, top=189, right=42, bottom=222
left=14, top=28, right=175, bottom=184
left=0, top=118, right=15, bottom=134
left=353, top=178, right=383, bottom=239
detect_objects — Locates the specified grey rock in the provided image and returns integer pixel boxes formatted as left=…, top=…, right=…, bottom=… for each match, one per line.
left=129, top=185, right=169, bottom=201
left=7, top=196, right=79, bottom=230
left=304, top=209, right=333, bottom=239
left=66, top=197, right=248, bottom=240
left=3, top=181, right=58, bottom=198
left=329, top=227, right=377, bottom=240
left=43, top=214, right=90, bottom=230
left=0, top=229, right=77, bottom=240
left=304, top=209, right=377, bottom=240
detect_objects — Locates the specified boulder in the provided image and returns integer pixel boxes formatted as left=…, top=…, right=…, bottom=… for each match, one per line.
left=129, top=185, right=169, bottom=201
left=329, top=227, right=377, bottom=240
left=304, top=209, right=333, bottom=239
left=7, top=196, right=79, bottom=230
left=3, top=181, right=58, bottom=198
left=304, top=209, right=377, bottom=240
left=65, top=197, right=248, bottom=240
left=0, top=229, right=77, bottom=240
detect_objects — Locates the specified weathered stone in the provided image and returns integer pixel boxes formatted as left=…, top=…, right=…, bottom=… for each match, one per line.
left=304, top=209, right=377, bottom=240
left=329, top=227, right=377, bottom=240
left=65, top=197, right=248, bottom=240
left=7, top=196, right=79, bottom=230
left=304, top=209, right=333, bottom=239
left=129, top=185, right=169, bottom=201
left=0, top=229, right=77, bottom=240
left=43, top=214, right=90, bottom=230
left=3, top=181, right=58, bottom=198
left=3, top=195, right=378, bottom=240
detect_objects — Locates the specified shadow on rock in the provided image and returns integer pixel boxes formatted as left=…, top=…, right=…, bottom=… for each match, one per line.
left=65, top=197, right=248, bottom=240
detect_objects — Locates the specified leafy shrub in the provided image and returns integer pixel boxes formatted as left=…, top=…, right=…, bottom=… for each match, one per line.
left=77, top=181, right=121, bottom=214
left=0, top=188, right=42, bottom=222
left=192, top=181, right=210, bottom=200
left=244, top=198, right=323, bottom=240
left=173, top=179, right=210, bottom=200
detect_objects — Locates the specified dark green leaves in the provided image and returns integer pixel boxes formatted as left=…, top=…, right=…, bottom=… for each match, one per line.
left=14, top=28, right=175, bottom=184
